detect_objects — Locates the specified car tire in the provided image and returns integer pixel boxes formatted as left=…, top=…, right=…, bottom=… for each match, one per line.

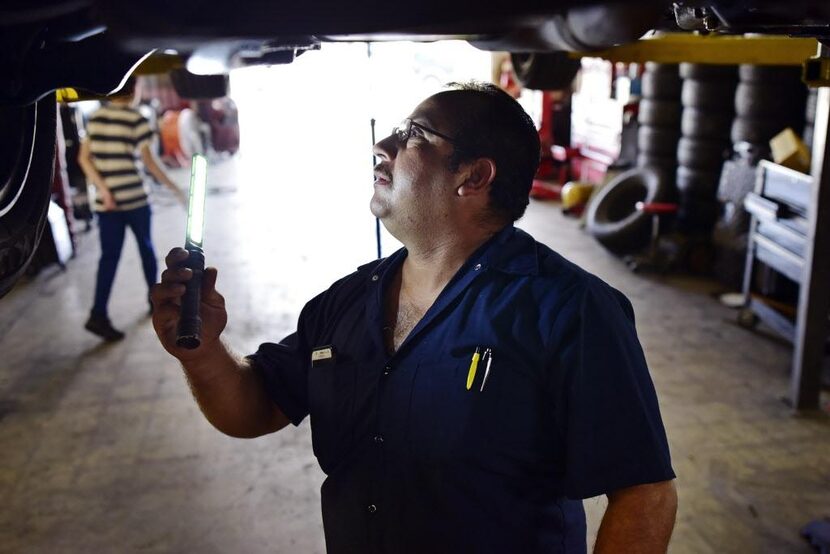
left=679, top=63, right=737, bottom=81
left=677, top=137, right=728, bottom=170
left=586, top=167, right=670, bottom=252
left=644, top=62, right=679, bottom=76
left=734, top=82, right=806, bottom=118
left=681, top=79, right=737, bottom=110
left=170, top=68, right=230, bottom=99
left=677, top=195, right=720, bottom=232
left=638, top=125, right=681, bottom=156
left=637, top=153, right=677, bottom=173
left=641, top=72, right=681, bottom=99
left=510, top=52, right=582, bottom=91
left=639, top=99, right=681, bottom=126
left=730, top=116, right=789, bottom=145
left=738, top=64, right=801, bottom=84
left=676, top=166, right=721, bottom=199
left=681, top=108, right=732, bottom=139
left=0, top=97, right=57, bottom=298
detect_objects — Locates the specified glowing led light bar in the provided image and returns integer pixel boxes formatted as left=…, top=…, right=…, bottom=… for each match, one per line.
left=186, top=154, right=208, bottom=248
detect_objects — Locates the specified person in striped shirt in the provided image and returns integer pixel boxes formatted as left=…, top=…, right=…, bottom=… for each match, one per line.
left=78, top=78, right=186, bottom=341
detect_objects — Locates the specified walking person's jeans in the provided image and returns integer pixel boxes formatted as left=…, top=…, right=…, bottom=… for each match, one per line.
left=91, top=205, right=157, bottom=317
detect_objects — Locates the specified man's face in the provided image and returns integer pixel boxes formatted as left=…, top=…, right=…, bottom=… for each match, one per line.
left=370, top=94, right=464, bottom=239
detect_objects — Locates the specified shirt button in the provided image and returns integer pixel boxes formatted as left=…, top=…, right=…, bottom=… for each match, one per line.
left=367, top=504, right=377, bottom=514
left=371, top=275, right=379, bottom=281
left=474, top=263, right=482, bottom=271
left=374, top=435, right=384, bottom=444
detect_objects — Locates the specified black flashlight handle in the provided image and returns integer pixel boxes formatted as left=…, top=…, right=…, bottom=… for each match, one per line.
left=176, top=247, right=205, bottom=350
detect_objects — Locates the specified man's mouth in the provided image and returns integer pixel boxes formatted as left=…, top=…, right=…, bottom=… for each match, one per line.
left=374, top=170, right=392, bottom=185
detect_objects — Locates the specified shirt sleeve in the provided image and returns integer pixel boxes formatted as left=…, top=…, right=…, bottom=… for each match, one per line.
left=247, top=331, right=310, bottom=427
left=134, top=114, right=153, bottom=151
left=246, top=293, right=326, bottom=426
left=547, top=279, right=675, bottom=499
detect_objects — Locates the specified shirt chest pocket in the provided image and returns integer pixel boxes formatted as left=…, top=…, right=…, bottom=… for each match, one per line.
left=308, top=362, right=357, bottom=474
left=407, top=359, right=505, bottom=463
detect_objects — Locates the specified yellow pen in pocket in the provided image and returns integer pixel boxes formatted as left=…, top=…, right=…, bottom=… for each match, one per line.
left=466, top=346, right=481, bottom=390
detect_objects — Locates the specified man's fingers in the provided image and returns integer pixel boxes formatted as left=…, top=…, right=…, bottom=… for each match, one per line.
left=164, top=247, right=190, bottom=269
left=151, top=282, right=186, bottom=303
left=160, top=267, right=193, bottom=284
left=202, top=267, right=218, bottom=294
left=201, top=267, right=226, bottom=307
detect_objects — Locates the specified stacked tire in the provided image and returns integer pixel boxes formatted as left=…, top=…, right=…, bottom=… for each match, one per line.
left=637, top=63, right=681, bottom=177
left=676, top=63, right=737, bottom=234
left=730, top=65, right=807, bottom=154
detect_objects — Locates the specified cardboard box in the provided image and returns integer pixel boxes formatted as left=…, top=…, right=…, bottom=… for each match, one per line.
left=769, top=127, right=811, bottom=174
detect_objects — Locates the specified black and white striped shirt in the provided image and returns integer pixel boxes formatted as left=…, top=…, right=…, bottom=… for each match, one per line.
left=87, top=104, right=153, bottom=212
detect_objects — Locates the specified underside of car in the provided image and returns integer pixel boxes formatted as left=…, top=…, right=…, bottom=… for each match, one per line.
left=1, top=0, right=829, bottom=296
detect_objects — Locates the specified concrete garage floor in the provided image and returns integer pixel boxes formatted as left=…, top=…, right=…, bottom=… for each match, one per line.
left=2, top=44, right=830, bottom=553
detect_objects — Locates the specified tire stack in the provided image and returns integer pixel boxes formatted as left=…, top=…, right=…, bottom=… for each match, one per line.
left=675, top=63, right=737, bottom=234
left=803, top=88, right=818, bottom=151
left=730, top=65, right=807, bottom=156
left=637, top=63, right=682, bottom=177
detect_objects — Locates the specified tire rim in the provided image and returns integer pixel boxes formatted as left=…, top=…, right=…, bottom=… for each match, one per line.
left=606, top=184, right=648, bottom=222
left=0, top=102, right=37, bottom=218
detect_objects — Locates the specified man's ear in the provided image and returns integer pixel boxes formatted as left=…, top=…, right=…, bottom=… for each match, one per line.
left=457, top=158, right=496, bottom=197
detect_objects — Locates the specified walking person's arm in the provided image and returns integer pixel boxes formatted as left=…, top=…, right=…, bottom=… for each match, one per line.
left=151, top=247, right=290, bottom=437
left=77, top=139, right=116, bottom=211
left=140, top=143, right=188, bottom=206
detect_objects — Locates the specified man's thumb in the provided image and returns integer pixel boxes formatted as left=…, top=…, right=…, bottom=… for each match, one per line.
left=202, top=267, right=219, bottom=299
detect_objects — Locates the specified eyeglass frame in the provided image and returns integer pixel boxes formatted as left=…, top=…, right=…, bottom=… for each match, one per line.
left=393, top=118, right=458, bottom=144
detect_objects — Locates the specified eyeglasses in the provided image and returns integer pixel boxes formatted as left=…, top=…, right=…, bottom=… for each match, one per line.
left=393, top=118, right=457, bottom=144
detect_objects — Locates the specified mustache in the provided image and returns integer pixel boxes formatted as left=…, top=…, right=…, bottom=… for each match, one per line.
left=374, top=163, right=392, bottom=182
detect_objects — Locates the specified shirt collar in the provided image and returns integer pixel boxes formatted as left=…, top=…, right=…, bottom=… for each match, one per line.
left=357, top=224, right=539, bottom=279
left=476, top=225, right=539, bottom=276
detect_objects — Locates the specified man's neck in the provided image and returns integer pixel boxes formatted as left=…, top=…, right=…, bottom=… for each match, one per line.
left=400, top=224, right=504, bottom=298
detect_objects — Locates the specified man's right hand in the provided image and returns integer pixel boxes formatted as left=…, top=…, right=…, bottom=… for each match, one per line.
left=151, top=248, right=228, bottom=362
left=100, top=188, right=117, bottom=211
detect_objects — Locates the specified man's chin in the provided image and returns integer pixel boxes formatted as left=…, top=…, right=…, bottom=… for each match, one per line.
left=369, top=197, right=388, bottom=220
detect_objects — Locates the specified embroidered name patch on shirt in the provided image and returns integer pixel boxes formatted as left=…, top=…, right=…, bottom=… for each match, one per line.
left=311, top=346, right=336, bottom=367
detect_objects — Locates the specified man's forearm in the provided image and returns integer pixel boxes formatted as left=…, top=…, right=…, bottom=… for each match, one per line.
left=182, top=341, right=289, bottom=438
left=142, top=148, right=184, bottom=197
left=146, top=159, right=178, bottom=191
left=594, top=480, right=677, bottom=554
left=78, top=156, right=110, bottom=193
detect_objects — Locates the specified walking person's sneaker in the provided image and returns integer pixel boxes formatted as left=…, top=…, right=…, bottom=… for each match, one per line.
left=84, top=314, right=125, bottom=341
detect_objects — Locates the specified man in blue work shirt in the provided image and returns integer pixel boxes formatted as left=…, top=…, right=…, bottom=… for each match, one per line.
left=152, top=81, right=677, bottom=553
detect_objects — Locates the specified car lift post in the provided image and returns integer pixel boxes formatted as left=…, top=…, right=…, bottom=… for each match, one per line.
left=790, top=42, right=830, bottom=411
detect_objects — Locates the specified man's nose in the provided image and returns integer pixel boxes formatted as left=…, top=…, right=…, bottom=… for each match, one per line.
left=372, top=133, right=398, bottom=161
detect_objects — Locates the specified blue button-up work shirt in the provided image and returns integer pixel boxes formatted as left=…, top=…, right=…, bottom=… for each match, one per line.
left=250, top=226, right=674, bottom=553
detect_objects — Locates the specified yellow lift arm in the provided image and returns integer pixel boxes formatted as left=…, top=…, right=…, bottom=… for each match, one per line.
left=574, top=33, right=830, bottom=87
left=577, top=33, right=817, bottom=66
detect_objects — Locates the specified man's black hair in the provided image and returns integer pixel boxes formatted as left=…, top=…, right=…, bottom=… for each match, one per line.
left=441, top=81, right=540, bottom=223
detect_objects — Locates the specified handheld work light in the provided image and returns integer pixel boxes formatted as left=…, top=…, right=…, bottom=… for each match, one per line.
left=176, top=153, right=208, bottom=349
